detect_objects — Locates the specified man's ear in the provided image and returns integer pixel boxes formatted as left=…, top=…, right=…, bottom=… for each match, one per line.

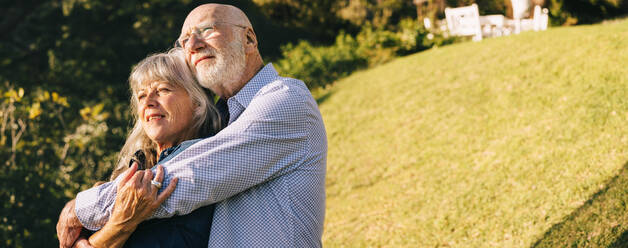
left=244, top=28, right=258, bottom=54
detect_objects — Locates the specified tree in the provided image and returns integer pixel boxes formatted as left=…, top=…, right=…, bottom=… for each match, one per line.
left=253, top=0, right=359, bottom=44
left=549, top=0, right=628, bottom=25
left=0, top=1, right=195, bottom=246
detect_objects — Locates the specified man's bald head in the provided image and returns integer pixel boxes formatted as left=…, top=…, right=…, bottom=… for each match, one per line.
left=177, top=4, right=264, bottom=99
left=181, top=4, right=253, bottom=35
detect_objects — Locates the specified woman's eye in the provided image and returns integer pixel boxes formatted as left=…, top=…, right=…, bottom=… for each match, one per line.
left=138, top=94, right=146, bottom=100
left=158, top=88, right=171, bottom=93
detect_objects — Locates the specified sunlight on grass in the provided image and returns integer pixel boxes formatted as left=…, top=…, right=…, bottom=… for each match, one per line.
left=318, top=20, right=628, bottom=247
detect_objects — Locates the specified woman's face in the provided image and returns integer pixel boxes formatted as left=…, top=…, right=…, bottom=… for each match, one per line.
left=137, top=80, right=196, bottom=150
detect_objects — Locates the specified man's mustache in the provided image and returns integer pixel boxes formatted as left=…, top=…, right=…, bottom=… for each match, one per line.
left=195, top=48, right=217, bottom=58
left=192, top=48, right=218, bottom=66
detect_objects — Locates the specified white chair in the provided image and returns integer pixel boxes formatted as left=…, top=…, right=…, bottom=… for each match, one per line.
left=509, top=0, right=549, bottom=33
left=445, top=4, right=483, bottom=41
left=533, top=5, right=549, bottom=31
left=514, top=5, right=549, bottom=32
left=423, top=17, right=432, bottom=30
left=479, top=14, right=506, bottom=37
left=511, top=0, right=531, bottom=33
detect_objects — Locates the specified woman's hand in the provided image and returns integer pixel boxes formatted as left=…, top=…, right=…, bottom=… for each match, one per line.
left=73, top=236, right=94, bottom=248
left=110, top=163, right=177, bottom=227
left=88, top=163, right=178, bottom=248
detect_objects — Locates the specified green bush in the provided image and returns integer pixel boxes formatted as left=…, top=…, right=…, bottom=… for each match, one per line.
left=276, top=18, right=457, bottom=89
left=354, top=25, right=400, bottom=66
left=0, top=85, right=113, bottom=247
left=276, top=33, right=368, bottom=89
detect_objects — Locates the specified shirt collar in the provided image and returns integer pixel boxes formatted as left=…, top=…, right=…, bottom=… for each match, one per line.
left=228, top=63, right=278, bottom=111
left=157, top=138, right=202, bottom=163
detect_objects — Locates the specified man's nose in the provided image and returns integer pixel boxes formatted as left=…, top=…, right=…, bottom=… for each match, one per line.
left=187, top=34, right=207, bottom=53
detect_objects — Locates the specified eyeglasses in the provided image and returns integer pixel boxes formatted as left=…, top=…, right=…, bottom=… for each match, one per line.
left=174, top=22, right=248, bottom=49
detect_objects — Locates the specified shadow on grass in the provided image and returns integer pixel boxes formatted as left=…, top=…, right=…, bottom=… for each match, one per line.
left=609, top=230, right=628, bottom=248
left=532, top=162, right=628, bottom=248
left=315, top=90, right=333, bottom=105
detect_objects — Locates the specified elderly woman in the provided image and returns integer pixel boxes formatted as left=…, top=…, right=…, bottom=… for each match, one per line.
left=74, top=48, right=221, bottom=248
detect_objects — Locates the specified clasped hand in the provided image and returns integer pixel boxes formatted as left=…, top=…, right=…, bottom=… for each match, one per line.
left=57, top=163, right=177, bottom=248
left=109, top=163, right=178, bottom=229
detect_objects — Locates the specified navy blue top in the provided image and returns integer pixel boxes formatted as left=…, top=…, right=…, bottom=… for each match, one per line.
left=123, top=139, right=214, bottom=248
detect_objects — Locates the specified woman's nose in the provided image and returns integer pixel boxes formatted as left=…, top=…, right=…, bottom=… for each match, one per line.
left=143, top=91, right=158, bottom=107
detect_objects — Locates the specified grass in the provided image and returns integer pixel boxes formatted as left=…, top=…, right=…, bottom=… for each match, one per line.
left=532, top=162, right=628, bottom=247
left=317, top=19, right=628, bottom=247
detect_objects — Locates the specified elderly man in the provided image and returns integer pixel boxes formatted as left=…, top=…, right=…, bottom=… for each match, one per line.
left=57, top=4, right=327, bottom=247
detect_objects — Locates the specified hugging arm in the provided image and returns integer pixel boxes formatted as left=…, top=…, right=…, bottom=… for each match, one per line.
left=59, top=164, right=177, bottom=248
left=75, top=84, right=313, bottom=229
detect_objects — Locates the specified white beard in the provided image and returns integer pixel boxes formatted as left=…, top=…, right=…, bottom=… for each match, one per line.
left=195, top=36, right=246, bottom=89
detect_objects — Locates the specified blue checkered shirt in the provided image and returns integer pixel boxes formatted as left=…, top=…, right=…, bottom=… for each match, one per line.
left=75, top=64, right=327, bottom=247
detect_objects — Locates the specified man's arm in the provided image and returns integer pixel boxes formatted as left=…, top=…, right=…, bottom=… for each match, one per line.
left=156, top=84, right=314, bottom=216
left=75, top=82, right=321, bottom=228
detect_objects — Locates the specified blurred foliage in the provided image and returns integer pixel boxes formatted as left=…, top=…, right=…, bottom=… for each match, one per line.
left=420, top=0, right=627, bottom=25
left=0, top=0, right=285, bottom=246
left=277, top=18, right=458, bottom=89
left=0, top=85, right=112, bottom=247
left=334, top=0, right=418, bottom=28
left=549, top=0, right=628, bottom=25
left=252, top=0, right=359, bottom=44
left=277, top=35, right=368, bottom=90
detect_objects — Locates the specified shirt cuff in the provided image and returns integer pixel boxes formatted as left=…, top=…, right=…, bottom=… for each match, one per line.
left=75, top=181, right=117, bottom=231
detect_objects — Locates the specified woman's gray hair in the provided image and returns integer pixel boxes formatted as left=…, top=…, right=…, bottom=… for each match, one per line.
left=111, top=48, right=221, bottom=180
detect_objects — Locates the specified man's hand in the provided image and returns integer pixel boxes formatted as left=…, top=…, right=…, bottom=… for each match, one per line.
left=57, top=199, right=83, bottom=248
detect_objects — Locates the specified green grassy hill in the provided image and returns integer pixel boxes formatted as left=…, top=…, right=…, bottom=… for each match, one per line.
left=318, top=19, right=628, bottom=247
